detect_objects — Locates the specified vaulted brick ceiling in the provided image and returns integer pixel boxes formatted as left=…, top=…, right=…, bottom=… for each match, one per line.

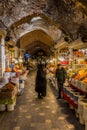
left=0, top=0, right=87, bottom=55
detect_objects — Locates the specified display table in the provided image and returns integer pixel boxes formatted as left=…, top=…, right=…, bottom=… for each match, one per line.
left=62, top=81, right=87, bottom=109
left=62, top=91, right=78, bottom=108
left=70, top=82, right=87, bottom=96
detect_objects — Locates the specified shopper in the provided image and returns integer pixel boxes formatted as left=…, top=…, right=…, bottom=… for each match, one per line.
left=55, top=64, right=67, bottom=99
left=35, top=63, right=47, bottom=99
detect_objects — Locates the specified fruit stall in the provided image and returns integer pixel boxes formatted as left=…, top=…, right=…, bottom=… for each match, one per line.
left=0, top=62, right=28, bottom=111
left=62, top=48, right=87, bottom=128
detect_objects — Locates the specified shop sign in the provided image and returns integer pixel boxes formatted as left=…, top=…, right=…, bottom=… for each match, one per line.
left=60, top=61, right=69, bottom=65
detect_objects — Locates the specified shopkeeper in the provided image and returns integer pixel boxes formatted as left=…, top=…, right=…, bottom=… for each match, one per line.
left=55, top=64, right=67, bottom=99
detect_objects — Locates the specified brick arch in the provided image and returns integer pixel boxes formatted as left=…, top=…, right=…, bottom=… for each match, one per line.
left=11, top=13, right=60, bottom=29
left=19, top=29, right=55, bottom=49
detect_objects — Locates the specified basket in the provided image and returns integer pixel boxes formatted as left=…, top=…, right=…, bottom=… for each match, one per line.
left=0, top=104, right=6, bottom=111
left=76, top=80, right=81, bottom=89
left=81, top=83, right=87, bottom=92
left=7, top=104, right=15, bottom=111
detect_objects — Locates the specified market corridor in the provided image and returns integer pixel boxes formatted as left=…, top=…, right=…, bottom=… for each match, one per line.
left=0, top=72, right=85, bottom=130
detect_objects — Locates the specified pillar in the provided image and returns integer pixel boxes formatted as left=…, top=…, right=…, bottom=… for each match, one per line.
left=0, top=35, right=5, bottom=76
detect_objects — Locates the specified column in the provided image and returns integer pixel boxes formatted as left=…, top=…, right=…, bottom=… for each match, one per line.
left=0, top=35, right=5, bottom=76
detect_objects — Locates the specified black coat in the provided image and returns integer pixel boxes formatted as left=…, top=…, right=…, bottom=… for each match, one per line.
left=35, top=64, right=47, bottom=96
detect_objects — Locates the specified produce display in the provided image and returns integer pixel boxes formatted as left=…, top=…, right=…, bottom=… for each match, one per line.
left=74, top=51, right=84, bottom=57
left=5, top=68, right=12, bottom=72
left=0, top=82, right=18, bottom=100
left=72, top=70, right=87, bottom=80
left=5, top=63, right=26, bottom=75
left=69, top=68, right=87, bottom=93
left=82, top=78, right=87, bottom=83
left=47, top=63, right=56, bottom=74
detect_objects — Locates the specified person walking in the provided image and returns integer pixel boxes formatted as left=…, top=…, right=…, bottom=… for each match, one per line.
left=55, top=64, right=67, bottom=99
left=35, top=63, right=47, bottom=99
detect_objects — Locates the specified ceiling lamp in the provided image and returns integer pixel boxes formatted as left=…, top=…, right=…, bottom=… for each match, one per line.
left=5, top=31, right=12, bottom=42
left=81, top=36, right=87, bottom=42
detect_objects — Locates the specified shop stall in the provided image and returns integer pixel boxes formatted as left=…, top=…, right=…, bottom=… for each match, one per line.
left=62, top=40, right=87, bottom=127
left=0, top=35, right=29, bottom=111
left=48, top=39, right=87, bottom=129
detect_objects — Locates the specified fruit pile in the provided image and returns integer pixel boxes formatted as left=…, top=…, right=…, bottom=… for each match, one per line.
left=74, top=70, right=87, bottom=80
left=1, top=83, right=15, bottom=92
left=0, top=83, right=17, bottom=100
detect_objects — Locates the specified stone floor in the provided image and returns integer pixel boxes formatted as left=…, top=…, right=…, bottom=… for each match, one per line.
left=0, top=72, right=85, bottom=130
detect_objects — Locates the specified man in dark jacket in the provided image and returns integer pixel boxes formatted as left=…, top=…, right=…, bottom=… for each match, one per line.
left=55, top=64, right=67, bottom=99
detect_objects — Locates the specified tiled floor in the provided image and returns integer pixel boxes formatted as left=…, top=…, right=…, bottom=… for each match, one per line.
left=0, top=72, right=85, bottom=130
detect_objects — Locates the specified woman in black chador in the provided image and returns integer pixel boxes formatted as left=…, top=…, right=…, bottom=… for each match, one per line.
left=35, top=63, right=47, bottom=99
